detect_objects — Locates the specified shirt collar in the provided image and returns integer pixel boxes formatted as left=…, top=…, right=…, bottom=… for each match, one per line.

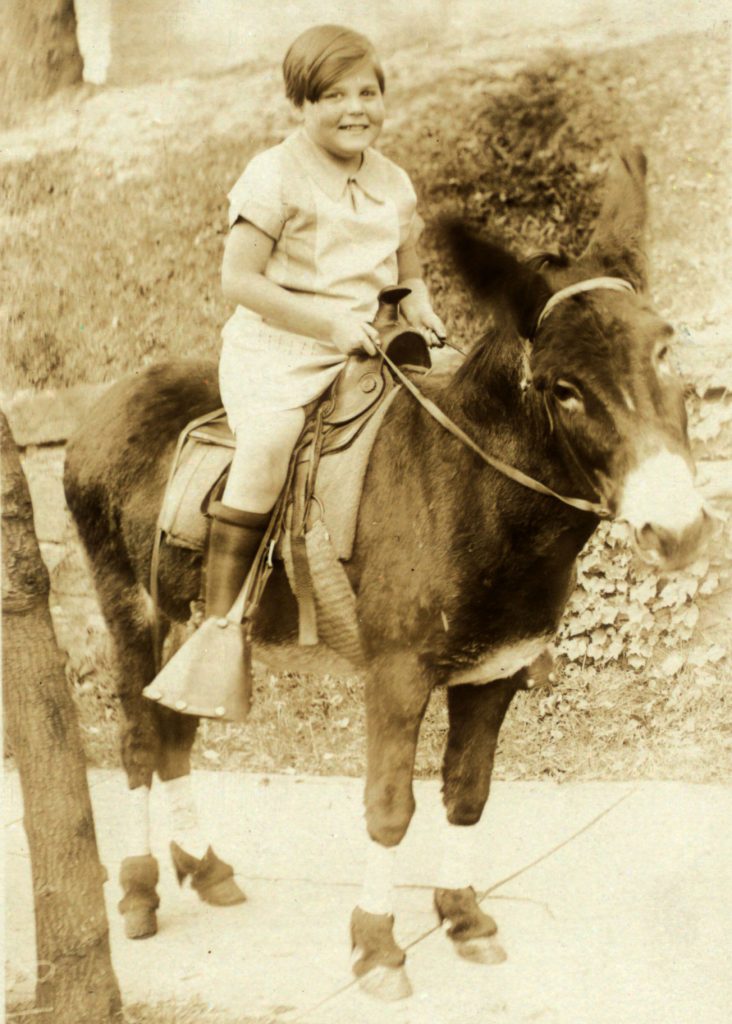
left=290, top=128, right=385, bottom=203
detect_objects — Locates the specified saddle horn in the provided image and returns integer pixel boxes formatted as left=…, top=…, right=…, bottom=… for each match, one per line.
left=372, top=287, right=432, bottom=368
left=373, top=286, right=412, bottom=328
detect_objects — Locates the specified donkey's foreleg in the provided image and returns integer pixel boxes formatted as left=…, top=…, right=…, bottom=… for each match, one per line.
left=156, top=705, right=246, bottom=908
left=351, top=654, right=432, bottom=1000
left=435, top=678, right=517, bottom=964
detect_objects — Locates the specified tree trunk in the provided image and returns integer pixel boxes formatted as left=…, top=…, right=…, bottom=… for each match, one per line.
left=1, top=412, right=122, bottom=1023
left=0, top=0, right=84, bottom=119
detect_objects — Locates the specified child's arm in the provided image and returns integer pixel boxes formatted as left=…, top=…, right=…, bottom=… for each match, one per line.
left=222, top=222, right=378, bottom=356
left=397, top=246, right=446, bottom=346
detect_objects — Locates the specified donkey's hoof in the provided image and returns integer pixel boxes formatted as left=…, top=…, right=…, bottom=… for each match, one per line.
left=123, top=906, right=158, bottom=940
left=453, top=935, right=507, bottom=965
left=356, top=963, right=413, bottom=1001
left=118, top=855, right=160, bottom=940
left=435, top=886, right=505, bottom=963
left=170, top=842, right=246, bottom=906
left=350, top=907, right=410, bottom=1000
left=198, top=875, right=247, bottom=906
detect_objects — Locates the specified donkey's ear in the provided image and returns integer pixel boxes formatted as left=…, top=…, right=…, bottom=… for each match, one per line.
left=581, top=145, right=649, bottom=291
left=442, top=219, right=551, bottom=339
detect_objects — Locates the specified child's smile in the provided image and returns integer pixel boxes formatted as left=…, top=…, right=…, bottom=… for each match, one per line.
left=303, top=62, right=385, bottom=170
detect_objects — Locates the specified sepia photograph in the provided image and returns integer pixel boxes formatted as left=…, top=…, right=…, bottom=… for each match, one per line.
left=2, top=1, right=730, bottom=1021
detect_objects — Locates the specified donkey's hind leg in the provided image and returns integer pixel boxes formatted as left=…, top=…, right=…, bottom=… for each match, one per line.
left=89, top=558, right=167, bottom=939
left=435, top=679, right=518, bottom=964
left=155, top=703, right=246, bottom=908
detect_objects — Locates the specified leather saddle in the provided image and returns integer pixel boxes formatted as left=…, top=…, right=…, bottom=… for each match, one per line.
left=156, top=288, right=432, bottom=557
left=189, top=286, right=430, bottom=456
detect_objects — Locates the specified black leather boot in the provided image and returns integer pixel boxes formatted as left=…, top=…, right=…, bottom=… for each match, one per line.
left=205, top=502, right=269, bottom=617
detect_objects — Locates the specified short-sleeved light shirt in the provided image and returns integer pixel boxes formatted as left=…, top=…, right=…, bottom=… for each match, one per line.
left=222, top=127, right=423, bottom=346
left=218, top=128, right=424, bottom=425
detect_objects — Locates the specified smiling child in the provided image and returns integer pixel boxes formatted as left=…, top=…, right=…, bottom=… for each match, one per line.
left=207, top=24, right=445, bottom=620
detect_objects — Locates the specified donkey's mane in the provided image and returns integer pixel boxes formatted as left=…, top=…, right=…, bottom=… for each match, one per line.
left=447, top=249, right=565, bottom=419
left=449, top=320, right=526, bottom=421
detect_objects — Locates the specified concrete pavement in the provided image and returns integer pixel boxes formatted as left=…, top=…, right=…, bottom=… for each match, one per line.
left=5, top=771, right=731, bottom=1023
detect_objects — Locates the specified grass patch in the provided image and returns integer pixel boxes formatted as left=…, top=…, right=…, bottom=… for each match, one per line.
left=122, top=1000, right=273, bottom=1024
left=2, top=140, right=246, bottom=389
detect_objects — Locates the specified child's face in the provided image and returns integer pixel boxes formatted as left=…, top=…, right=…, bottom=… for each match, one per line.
left=303, top=61, right=385, bottom=167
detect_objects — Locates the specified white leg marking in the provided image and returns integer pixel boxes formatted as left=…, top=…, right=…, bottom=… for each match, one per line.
left=620, top=449, right=703, bottom=533
left=162, top=775, right=207, bottom=859
left=129, top=785, right=151, bottom=857
left=449, top=636, right=549, bottom=686
left=358, top=837, right=397, bottom=916
left=437, top=821, right=479, bottom=891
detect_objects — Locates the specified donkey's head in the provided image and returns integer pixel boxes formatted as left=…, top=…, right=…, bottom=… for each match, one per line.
left=446, top=146, right=709, bottom=570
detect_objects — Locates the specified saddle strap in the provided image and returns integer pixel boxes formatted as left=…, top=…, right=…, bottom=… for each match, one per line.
left=290, top=401, right=330, bottom=645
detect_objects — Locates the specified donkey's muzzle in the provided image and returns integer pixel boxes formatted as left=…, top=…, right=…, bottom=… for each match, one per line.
left=619, top=447, right=710, bottom=571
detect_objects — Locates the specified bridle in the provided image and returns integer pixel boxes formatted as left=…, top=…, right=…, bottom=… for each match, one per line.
left=535, top=276, right=635, bottom=328
left=379, top=277, right=636, bottom=520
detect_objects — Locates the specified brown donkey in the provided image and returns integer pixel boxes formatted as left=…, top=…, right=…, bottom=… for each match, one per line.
left=64, top=147, right=708, bottom=998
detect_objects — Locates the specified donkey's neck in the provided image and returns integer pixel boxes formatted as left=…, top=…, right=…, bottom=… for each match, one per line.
left=438, top=327, right=594, bottom=519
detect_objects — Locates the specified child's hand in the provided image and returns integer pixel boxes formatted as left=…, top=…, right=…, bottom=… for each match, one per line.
left=400, top=296, right=447, bottom=348
left=329, top=316, right=379, bottom=357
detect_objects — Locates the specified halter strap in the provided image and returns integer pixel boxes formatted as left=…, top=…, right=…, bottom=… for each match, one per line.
left=536, top=277, right=635, bottom=329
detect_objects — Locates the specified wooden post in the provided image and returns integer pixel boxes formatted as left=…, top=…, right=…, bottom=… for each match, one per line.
left=1, top=411, right=122, bottom=1023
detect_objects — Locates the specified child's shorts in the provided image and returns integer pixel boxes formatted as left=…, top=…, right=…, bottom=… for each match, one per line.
left=219, top=310, right=346, bottom=435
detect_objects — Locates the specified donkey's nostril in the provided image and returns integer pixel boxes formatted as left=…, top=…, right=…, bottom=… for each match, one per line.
left=634, top=522, right=672, bottom=563
left=634, top=511, right=709, bottom=570
left=637, top=523, right=658, bottom=548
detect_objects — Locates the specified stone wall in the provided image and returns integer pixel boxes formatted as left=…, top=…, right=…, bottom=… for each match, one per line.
left=4, top=385, right=112, bottom=657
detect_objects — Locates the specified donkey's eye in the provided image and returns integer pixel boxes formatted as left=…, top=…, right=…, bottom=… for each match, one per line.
left=552, top=379, right=584, bottom=410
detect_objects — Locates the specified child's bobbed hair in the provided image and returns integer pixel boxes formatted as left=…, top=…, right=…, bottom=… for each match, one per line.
left=283, top=24, right=385, bottom=108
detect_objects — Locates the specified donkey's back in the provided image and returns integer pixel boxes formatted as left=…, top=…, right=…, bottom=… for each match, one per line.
left=65, top=360, right=221, bottom=628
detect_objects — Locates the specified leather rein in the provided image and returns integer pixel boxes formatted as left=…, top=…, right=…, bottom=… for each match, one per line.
left=379, top=277, right=636, bottom=520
